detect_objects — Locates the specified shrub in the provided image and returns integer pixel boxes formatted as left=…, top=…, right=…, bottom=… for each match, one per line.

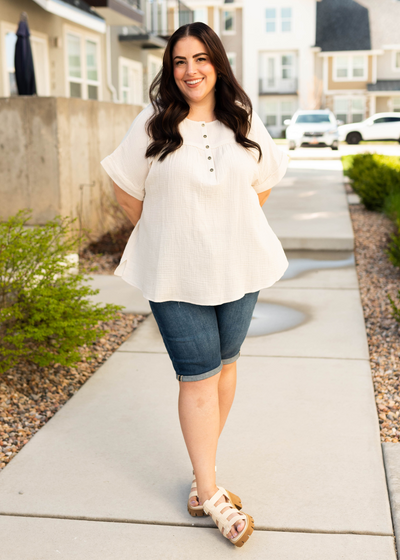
left=0, top=210, right=123, bottom=373
left=383, top=191, right=400, bottom=268
left=343, top=153, right=400, bottom=211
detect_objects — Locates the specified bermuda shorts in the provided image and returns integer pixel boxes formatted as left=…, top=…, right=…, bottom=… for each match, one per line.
left=149, top=291, right=260, bottom=382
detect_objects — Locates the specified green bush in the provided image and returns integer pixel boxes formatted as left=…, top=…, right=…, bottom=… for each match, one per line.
left=343, top=153, right=400, bottom=211
left=0, top=210, right=123, bottom=373
left=383, top=192, right=400, bottom=268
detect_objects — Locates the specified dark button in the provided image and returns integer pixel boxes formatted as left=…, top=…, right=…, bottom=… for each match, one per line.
left=203, top=135, right=207, bottom=138
left=210, top=168, right=214, bottom=172
left=208, top=156, right=212, bottom=160
left=205, top=145, right=209, bottom=149
left=201, top=123, right=205, bottom=127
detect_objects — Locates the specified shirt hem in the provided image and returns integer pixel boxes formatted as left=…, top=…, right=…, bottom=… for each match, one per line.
left=115, top=267, right=289, bottom=306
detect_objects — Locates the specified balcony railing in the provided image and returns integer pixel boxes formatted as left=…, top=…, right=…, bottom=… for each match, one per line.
left=146, top=0, right=193, bottom=38
left=259, top=77, right=298, bottom=95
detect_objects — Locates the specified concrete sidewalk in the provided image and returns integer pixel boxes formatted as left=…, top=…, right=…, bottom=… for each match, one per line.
left=0, top=162, right=396, bottom=559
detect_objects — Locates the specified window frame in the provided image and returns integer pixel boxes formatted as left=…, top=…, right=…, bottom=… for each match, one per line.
left=222, top=9, right=236, bottom=35
left=63, top=25, right=102, bottom=101
left=333, top=96, right=365, bottom=124
left=265, top=7, right=292, bottom=34
left=333, top=55, right=368, bottom=82
left=265, top=8, right=276, bottom=33
left=393, top=50, right=400, bottom=72
left=118, top=56, right=143, bottom=106
left=1, top=20, right=50, bottom=97
left=281, top=7, right=292, bottom=32
left=264, top=99, right=296, bottom=130
left=193, top=7, right=208, bottom=24
left=226, top=52, right=236, bottom=75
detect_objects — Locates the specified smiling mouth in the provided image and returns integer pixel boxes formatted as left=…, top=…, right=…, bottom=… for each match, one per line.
left=185, top=78, right=203, bottom=85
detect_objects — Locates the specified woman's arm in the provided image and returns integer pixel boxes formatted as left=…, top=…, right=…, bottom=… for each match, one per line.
left=113, top=181, right=143, bottom=227
left=257, top=188, right=272, bottom=207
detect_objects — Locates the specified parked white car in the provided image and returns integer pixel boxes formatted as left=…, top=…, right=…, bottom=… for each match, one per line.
left=284, top=110, right=339, bottom=150
left=338, top=113, right=400, bottom=144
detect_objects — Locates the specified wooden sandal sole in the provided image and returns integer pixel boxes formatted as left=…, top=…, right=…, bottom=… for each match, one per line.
left=231, top=513, right=255, bottom=548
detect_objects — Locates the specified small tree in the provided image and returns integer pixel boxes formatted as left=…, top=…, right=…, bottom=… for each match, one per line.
left=0, top=210, right=123, bottom=373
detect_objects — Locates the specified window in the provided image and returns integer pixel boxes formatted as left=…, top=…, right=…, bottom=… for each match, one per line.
left=334, top=55, right=367, bottom=81
left=266, top=7, right=292, bottom=33
left=3, top=27, right=49, bottom=97
left=264, top=100, right=295, bottom=129
left=334, top=97, right=365, bottom=123
left=281, top=55, right=293, bottom=79
left=352, top=56, right=365, bottom=78
left=281, top=101, right=293, bottom=125
left=265, top=101, right=277, bottom=126
left=394, top=51, right=400, bottom=71
left=227, top=52, right=236, bottom=74
left=336, top=56, right=348, bottom=78
left=295, top=114, right=331, bottom=124
left=193, top=8, right=207, bottom=24
left=267, top=57, right=275, bottom=87
left=334, top=98, right=348, bottom=123
left=266, top=8, right=276, bottom=32
left=223, top=10, right=235, bottom=33
left=394, top=97, right=400, bottom=112
left=281, top=8, right=292, bottom=32
left=5, top=31, right=17, bottom=96
left=66, top=32, right=100, bottom=100
left=119, top=58, right=143, bottom=105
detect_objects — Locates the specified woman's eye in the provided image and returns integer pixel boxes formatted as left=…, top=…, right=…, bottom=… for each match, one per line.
left=197, top=57, right=207, bottom=62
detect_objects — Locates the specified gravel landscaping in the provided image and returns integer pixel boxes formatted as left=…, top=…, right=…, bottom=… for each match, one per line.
left=0, top=312, right=146, bottom=470
left=349, top=201, right=400, bottom=442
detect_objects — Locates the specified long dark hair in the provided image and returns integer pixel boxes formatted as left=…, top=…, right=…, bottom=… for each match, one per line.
left=145, top=22, right=262, bottom=162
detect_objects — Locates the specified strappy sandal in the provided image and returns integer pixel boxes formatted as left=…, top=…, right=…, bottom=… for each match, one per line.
left=187, top=468, right=243, bottom=517
left=202, top=487, right=254, bottom=547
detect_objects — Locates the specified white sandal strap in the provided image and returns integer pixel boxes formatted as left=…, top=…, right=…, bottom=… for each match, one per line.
left=203, top=487, right=246, bottom=538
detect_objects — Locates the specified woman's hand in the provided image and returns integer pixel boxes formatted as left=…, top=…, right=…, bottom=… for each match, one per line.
left=113, top=181, right=143, bottom=226
left=257, top=188, right=272, bottom=207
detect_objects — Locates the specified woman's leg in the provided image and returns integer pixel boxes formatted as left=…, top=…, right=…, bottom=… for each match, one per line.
left=218, top=361, right=237, bottom=436
left=179, top=373, right=245, bottom=539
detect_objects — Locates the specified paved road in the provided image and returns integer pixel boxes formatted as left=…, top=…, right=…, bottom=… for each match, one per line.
left=0, top=161, right=396, bottom=559
left=277, top=142, right=400, bottom=159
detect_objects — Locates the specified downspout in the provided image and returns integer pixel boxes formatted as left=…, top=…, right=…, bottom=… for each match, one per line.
left=106, top=24, right=118, bottom=102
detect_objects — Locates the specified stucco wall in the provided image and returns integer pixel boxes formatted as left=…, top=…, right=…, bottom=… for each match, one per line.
left=0, top=96, right=141, bottom=236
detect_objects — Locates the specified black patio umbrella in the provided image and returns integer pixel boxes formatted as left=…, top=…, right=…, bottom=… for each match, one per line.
left=14, top=13, right=37, bottom=96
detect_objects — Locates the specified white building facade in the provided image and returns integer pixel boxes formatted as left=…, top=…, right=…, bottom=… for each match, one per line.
left=243, top=0, right=320, bottom=137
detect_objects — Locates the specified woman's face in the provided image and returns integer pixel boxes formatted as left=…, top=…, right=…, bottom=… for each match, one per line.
left=172, top=36, right=217, bottom=107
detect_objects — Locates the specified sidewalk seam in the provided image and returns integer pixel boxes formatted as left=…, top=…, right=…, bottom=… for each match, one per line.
left=0, top=513, right=393, bottom=537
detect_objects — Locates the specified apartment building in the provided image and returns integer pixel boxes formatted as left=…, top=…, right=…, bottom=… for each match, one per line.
left=316, top=0, right=400, bottom=124
left=0, top=0, right=145, bottom=100
left=243, top=0, right=320, bottom=137
left=182, top=0, right=243, bottom=85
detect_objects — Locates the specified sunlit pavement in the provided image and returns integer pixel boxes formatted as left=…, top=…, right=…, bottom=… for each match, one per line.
left=277, top=142, right=400, bottom=158
left=0, top=157, right=396, bottom=559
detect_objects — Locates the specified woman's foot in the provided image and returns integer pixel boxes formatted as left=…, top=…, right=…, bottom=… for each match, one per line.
left=199, top=487, right=245, bottom=540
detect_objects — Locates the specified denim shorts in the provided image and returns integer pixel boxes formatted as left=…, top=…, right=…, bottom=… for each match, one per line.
left=149, top=291, right=259, bottom=382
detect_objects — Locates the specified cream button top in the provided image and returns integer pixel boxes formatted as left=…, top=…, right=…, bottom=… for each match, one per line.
left=100, top=103, right=290, bottom=305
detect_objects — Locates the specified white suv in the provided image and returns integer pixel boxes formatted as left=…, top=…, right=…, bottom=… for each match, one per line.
left=285, top=110, right=339, bottom=150
left=338, top=113, right=400, bottom=144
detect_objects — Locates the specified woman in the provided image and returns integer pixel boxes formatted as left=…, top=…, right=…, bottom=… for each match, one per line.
left=101, top=22, right=289, bottom=547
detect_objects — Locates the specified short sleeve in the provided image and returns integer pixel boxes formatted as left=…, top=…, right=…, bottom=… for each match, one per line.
left=100, top=104, right=154, bottom=202
left=249, top=110, right=290, bottom=194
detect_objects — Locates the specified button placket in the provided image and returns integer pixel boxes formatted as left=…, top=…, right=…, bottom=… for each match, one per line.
left=200, top=122, right=216, bottom=183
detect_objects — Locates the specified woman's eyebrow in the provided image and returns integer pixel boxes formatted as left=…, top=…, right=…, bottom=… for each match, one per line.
left=173, top=52, right=208, bottom=60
